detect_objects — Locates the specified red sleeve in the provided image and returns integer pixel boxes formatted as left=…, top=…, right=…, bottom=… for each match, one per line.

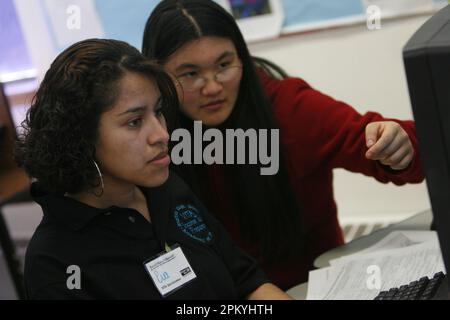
left=258, top=72, right=425, bottom=185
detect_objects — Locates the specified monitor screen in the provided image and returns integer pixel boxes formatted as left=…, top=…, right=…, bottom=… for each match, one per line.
left=403, top=4, right=450, bottom=296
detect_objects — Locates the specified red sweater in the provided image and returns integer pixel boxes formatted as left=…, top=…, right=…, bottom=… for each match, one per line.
left=202, top=72, right=425, bottom=290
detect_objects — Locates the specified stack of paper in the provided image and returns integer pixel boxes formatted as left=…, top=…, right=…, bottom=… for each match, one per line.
left=307, top=231, right=446, bottom=300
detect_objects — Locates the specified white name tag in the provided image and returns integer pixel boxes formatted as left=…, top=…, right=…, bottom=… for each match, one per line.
left=144, top=246, right=197, bottom=297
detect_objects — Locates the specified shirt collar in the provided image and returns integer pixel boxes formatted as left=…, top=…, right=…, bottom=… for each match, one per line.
left=30, top=175, right=173, bottom=232
left=31, top=182, right=112, bottom=231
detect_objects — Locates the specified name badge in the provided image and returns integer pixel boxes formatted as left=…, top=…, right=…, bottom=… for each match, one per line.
left=144, top=245, right=197, bottom=297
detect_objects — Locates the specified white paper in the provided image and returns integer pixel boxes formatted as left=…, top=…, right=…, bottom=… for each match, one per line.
left=307, top=231, right=446, bottom=300
left=329, top=231, right=436, bottom=266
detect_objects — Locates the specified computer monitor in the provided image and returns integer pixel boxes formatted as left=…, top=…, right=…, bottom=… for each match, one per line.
left=403, top=4, right=450, bottom=298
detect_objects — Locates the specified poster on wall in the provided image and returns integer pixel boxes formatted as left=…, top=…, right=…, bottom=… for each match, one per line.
left=361, top=0, right=437, bottom=18
left=216, top=0, right=284, bottom=42
left=13, top=0, right=449, bottom=84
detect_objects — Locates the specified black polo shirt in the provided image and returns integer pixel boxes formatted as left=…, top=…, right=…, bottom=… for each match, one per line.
left=24, top=172, right=268, bottom=299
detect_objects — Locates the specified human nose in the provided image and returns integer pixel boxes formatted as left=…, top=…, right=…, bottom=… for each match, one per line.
left=201, top=72, right=223, bottom=96
left=147, top=115, right=169, bottom=146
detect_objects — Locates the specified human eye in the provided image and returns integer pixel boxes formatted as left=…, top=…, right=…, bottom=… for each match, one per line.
left=155, top=103, right=164, bottom=118
left=127, top=117, right=143, bottom=128
left=218, top=61, right=232, bottom=69
left=179, top=70, right=198, bottom=79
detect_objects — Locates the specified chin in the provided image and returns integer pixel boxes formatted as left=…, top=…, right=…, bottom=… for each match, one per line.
left=196, top=105, right=234, bottom=127
left=201, top=111, right=230, bottom=126
left=140, top=168, right=170, bottom=188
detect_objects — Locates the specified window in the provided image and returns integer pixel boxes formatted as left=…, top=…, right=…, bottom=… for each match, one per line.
left=0, top=0, right=35, bottom=82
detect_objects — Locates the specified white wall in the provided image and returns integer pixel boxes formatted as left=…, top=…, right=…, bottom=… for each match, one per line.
left=248, top=15, right=432, bottom=224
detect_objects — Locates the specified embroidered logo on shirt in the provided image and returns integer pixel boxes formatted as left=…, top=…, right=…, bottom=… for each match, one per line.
left=174, top=204, right=213, bottom=243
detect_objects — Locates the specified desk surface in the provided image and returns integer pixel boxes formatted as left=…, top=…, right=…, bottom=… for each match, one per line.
left=287, top=209, right=433, bottom=300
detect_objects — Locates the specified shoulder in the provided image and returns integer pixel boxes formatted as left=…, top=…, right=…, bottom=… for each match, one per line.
left=256, top=68, right=324, bottom=123
left=256, top=68, right=341, bottom=140
left=26, top=218, right=75, bottom=261
left=25, top=214, right=85, bottom=268
left=24, top=221, right=77, bottom=298
left=256, top=68, right=311, bottom=100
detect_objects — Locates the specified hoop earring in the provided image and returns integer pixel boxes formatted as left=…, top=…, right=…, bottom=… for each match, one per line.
left=92, top=159, right=104, bottom=197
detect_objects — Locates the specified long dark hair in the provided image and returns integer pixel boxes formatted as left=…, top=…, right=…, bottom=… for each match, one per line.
left=142, top=0, right=304, bottom=260
left=15, top=39, right=178, bottom=195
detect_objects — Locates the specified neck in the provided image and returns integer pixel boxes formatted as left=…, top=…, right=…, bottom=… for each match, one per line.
left=67, top=176, right=142, bottom=210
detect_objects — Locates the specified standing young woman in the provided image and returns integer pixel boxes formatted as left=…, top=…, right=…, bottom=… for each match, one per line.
left=15, top=38, right=289, bottom=299
left=142, top=0, right=424, bottom=290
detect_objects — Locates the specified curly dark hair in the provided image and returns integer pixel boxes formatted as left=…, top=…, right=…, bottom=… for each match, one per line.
left=15, top=38, right=178, bottom=195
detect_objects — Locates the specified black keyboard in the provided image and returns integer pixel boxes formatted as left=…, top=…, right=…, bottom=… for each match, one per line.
left=374, top=272, right=446, bottom=300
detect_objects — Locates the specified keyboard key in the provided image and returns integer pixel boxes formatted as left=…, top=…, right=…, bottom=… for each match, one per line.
left=373, top=272, right=446, bottom=300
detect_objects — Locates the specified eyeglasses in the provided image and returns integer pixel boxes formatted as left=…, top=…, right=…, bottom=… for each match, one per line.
left=175, top=65, right=243, bottom=92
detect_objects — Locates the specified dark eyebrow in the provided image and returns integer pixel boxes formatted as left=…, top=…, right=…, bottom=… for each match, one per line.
left=174, top=51, right=236, bottom=73
left=117, top=106, right=145, bottom=117
left=175, top=63, right=198, bottom=73
left=215, top=51, right=235, bottom=63
left=116, top=96, right=162, bottom=117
